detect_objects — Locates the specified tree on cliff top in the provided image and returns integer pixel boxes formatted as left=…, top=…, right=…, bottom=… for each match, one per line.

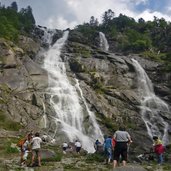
left=0, top=1, right=35, bottom=41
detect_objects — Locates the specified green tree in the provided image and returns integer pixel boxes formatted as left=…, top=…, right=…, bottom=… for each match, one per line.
left=102, top=9, right=115, bottom=26
left=10, top=1, right=18, bottom=12
left=89, top=16, right=99, bottom=27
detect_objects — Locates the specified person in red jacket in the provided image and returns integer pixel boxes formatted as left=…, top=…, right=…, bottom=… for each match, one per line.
left=153, top=136, right=165, bottom=165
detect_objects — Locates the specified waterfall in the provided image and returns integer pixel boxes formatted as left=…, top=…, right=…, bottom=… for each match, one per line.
left=42, top=30, right=103, bottom=153
left=132, top=59, right=170, bottom=145
left=99, top=32, right=109, bottom=51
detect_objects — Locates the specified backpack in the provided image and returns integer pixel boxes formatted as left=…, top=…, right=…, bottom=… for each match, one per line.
left=16, top=138, right=27, bottom=148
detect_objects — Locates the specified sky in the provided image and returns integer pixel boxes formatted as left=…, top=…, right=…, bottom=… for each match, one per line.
left=1, top=0, right=171, bottom=30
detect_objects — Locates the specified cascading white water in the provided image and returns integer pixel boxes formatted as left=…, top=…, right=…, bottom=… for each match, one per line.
left=75, top=79, right=103, bottom=140
left=99, top=32, right=109, bottom=51
left=43, top=30, right=103, bottom=152
left=132, top=59, right=170, bottom=145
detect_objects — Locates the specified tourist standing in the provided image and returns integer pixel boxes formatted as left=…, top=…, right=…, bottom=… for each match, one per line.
left=75, top=140, right=81, bottom=154
left=113, top=126, right=132, bottom=168
left=103, top=136, right=113, bottom=164
left=31, top=132, right=42, bottom=167
left=153, top=136, right=165, bottom=165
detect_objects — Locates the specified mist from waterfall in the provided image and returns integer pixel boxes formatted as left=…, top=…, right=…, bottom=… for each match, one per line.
left=42, top=30, right=103, bottom=152
left=99, top=32, right=109, bottom=51
left=132, top=59, right=170, bottom=145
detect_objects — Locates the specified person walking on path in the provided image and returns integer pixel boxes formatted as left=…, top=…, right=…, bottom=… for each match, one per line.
left=153, top=136, right=165, bottom=165
left=113, top=126, right=132, bottom=168
left=31, top=132, right=42, bottom=167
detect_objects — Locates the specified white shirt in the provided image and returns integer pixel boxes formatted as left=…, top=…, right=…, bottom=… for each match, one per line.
left=63, top=143, right=68, bottom=148
left=32, top=137, right=42, bottom=150
left=75, top=141, right=81, bottom=147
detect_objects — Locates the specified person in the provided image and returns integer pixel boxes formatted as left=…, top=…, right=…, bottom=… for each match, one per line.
left=153, top=136, right=165, bottom=165
left=31, top=132, right=42, bottom=167
left=94, top=139, right=101, bottom=152
left=17, top=132, right=32, bottom=166
left=103, top=136, right=113, bottom=164
left=75, top=140, right=81, bottom=154
left=113, top=126, right=132, bottom=168
left=62, top=142, right=68, bottom=154
left=22, top=133, right=33, bottom=166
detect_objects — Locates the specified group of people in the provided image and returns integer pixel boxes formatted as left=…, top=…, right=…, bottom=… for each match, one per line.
left=18, top=132, right=42, bottom=167
left=18, top=127, right=165, bottom=168
left=62, top=140, right=82, bottom=154
left=95, top=126, right=165, bottom=168
left=98, top=126, right=132, bottom=168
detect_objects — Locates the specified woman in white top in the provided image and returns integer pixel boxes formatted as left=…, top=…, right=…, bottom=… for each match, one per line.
left=31, top=132, right=42, bottom=167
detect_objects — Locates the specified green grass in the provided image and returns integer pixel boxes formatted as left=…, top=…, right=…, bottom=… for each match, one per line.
left=42, top=153, right=62, bottom=162
left=85, top=153, right=105, bottom=163
left=5, top=145, right=18, bottom=154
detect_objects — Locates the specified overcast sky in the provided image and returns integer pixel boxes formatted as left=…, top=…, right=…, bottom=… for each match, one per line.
left=1, top=0, right=171, bottom=29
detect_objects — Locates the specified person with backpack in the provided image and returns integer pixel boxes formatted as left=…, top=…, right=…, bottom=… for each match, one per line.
left=30, top=132, right=42, bottom=167
left=113, top=126, right=132, bottom=168
left=17, top=133, right=33, bottom=166
left=22, top=133, right=33, bottom=166
left=153, top=136, right=165, bottom=165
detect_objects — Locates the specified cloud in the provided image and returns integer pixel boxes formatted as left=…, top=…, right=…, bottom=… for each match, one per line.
left=47, top=16, right=78, bottom=29
left=0, top=0, right=171, bottom=29
left=135, top=9, right=171, bottom=21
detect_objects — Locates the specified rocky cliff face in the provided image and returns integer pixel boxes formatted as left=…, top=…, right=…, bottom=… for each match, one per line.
left=0, top=28, right=171, bottom=153
left=0, top=36, right=48, bottom=134
left=62, top=30, right=171, bottom=151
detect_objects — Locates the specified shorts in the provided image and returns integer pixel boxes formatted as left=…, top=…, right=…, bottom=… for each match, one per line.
left=113, top=142, right=128, bottom=161
left=32, top=148, right=41, bottom=156
left=23, top=150, right=29, bottom=160
left=76, top=147, right=81, bottom=153
left=63, top=147, right=67, bottom=151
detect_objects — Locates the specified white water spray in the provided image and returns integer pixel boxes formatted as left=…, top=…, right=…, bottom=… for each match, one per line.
left=99, top=32, right=109, bottom=51
left=43, top=30, right=103, bottom=152
left=132, top=59, right=170, bottom=145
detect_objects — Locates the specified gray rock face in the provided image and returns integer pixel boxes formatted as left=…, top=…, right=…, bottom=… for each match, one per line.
left=0, top=37, right=48, bottom=132
left=61, top=32, right=171, bottom=154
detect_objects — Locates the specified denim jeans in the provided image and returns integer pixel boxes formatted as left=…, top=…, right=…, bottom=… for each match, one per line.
left=157, top=154, right=163, bottom=164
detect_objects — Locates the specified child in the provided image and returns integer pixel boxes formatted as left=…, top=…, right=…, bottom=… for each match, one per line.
left=153, top=136, right=165, bottom=165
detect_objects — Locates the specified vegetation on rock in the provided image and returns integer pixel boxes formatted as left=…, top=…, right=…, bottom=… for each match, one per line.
left=0, top=1, right=35, bottom=41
